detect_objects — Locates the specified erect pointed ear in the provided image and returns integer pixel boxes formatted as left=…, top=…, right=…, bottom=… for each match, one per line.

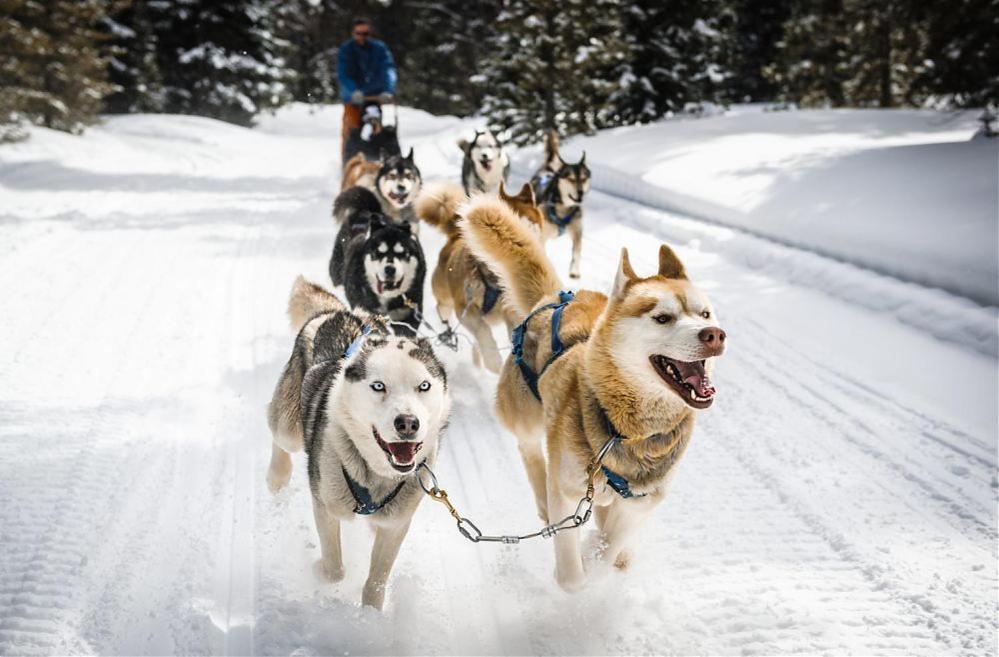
left=612, top=248, right=639, bottom=299
left=579, top=151, right=586, bottom=166
left=457, top=138, right=470, bottom=153
left=657, top=243, right=687, bottom=280
left=405, top=147, right=414, bottom=161
left=498, top=181, right=511, bottom=201
left=515, top=182, right=535, bottom=205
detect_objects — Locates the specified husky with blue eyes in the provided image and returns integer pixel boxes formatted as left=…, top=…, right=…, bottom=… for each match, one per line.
left=266, top=276, right=451, bottom=610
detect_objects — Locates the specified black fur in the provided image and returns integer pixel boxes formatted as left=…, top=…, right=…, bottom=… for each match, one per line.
left=343, top=103, right=401, bottom=164
left=329, top=208, right=426, bottom=337
left=374, top=149, right=421, bottom=221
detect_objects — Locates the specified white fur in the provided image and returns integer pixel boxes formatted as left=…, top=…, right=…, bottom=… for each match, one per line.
left=468, top=132, right=509, bottom=194
left=378, top=170, right=421, bottom=210
left=363, top=248, right=418, bottom=302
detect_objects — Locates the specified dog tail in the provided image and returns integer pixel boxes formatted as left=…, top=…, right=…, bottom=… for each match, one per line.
left=288, top=275, right=345, bottom=332
left=415, top=181, right=466, bottom=237
left=543, top=129, right=560, bottom=166
left=459, top=196, right=562, bottom=316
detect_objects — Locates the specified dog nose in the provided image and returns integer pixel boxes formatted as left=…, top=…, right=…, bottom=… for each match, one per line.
left=394, top=414, right=420, bottom=438
left=384, top=264, right=396, bottom=277
left=698, top=327, right=726, bottom=353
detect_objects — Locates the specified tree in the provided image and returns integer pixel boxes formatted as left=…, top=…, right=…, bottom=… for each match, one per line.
left=479, top=0, right=628, bottom=144
left=0, top=0, right=116, bottom=135
left=607, top=0, right=733, bottom=124
left=103, top=0, right=167, bottom=114
left=725, top=0, right=791, bottom=103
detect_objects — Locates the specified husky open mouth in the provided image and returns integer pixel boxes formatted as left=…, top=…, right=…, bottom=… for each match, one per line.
left=650, top=355, right=716, bottom=409
left=373, top=427, right=423, bottom=472
left=387, top=190, right=409, bottom=205
left=478, top=158, right=493, bottom=172
left=375, top=275, right=402, bottom=294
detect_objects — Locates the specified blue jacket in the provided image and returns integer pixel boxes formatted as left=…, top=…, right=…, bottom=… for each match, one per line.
left=337, top=38, right=397, bottom=103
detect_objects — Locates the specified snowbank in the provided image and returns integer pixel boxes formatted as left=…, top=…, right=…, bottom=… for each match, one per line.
left=521, top=107, right=998, bottom=307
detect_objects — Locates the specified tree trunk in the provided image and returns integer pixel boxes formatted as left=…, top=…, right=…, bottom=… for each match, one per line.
left=543, top=5, right=556, bottom=133
left=878, top=10, right=893, bottom=107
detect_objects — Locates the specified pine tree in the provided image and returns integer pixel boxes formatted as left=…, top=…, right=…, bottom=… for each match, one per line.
left=154, top=0, right=295, bottom=126
left=0, top=0, right=116, bottom=136
left=914, top=0, right=999, bottom=108
left=479, top=0, right=628, bottom=144
left=608, top=0, right=733, bottom=124
left=725, top=0, right=791, bottom=103
left=103, top=0, right=167, bottom=114
left=766, top=0, right=851, bottom=107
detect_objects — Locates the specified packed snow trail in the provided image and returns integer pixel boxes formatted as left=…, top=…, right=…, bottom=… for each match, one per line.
left=0, top=105, right=995, bottom=656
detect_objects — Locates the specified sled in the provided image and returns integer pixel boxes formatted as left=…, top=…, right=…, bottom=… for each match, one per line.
left=343, top=97, right=401, bottom=167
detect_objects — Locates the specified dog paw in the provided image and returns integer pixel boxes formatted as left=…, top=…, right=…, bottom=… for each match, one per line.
left=554, top=567, right=586, bottom=593
left=266, top=467, right=291, bottom=494
left=313, top=559, right=345, bottom=584
left=613, top=550, right=632, bottom=571
left=362, top=581, right=386, bottom=610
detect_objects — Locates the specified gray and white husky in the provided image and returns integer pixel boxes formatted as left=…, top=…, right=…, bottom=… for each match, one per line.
left=266, top=276, right=451, bottom=609
left=458, top=129, right=510, bottom=196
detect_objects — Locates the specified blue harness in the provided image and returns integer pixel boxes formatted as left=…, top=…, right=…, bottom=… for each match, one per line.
left=537, top=172, right=581, bottom=236
left=596, top=408, right=648, bottom=499
left=481, top=282, right=502, bottom=315
left=343, top=323, right=372, bottom=358
left=341, top=466, right=406, bottom=515
left=510, top=290, right=575, bottom=401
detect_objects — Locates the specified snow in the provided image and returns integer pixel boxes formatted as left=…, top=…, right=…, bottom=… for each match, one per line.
left=0, top=103, right=996, bottom=656
left=522, top=106, right=998, bottom=309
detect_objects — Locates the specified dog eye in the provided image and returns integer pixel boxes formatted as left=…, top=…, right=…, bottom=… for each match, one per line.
left=701, top=310, right=711, bottom=319
left=653, top=313, right=674, bottom=324
left=370, top=381, right=386, bottom=392
left=418, top=381, right=431, bottom=392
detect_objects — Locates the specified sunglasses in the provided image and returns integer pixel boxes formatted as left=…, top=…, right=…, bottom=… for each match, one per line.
left=354, top=30, right=371, bottom=37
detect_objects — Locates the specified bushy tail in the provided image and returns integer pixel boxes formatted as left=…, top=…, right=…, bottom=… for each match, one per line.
left=459, top=196, right=562, bottom=316
left=287, top=275, right=345, bottom=332
left=543, top=130, right=560, bottom=166
left=415, top=181, right=466, bottom=237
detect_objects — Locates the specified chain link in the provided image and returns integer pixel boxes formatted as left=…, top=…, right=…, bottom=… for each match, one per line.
left=415, top=435, right=618, bottom=544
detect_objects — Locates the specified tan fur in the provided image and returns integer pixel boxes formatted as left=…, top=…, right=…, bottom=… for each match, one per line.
left=288, top=274, right=346, bottom=332
left=340, top=153, right=380, bottom=191
left=473, top=206, right=725, bottom=590
left=459, top=196, right=562, bottom=316
left=415, top=181, right=466, bottom=237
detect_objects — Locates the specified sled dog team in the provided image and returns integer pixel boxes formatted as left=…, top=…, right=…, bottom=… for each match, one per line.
left=267, top=130, right=728, bottom=609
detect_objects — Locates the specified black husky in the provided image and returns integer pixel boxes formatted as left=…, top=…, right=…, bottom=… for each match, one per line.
left=330, top=187, right=426, bottom=336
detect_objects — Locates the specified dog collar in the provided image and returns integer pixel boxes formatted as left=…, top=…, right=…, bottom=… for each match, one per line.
left=343, top=323, right=373, bottom=359
left=341, top=466, right=407, bottom=515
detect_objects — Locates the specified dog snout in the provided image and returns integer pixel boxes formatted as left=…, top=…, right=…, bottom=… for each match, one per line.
left=384, top=264, right=397, bottom=278
left=698, top=327, right=726, bottom=355
left=393, top=414, right=420, bottom=438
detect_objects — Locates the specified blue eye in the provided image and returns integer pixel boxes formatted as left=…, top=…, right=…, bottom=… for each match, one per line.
left=418, top=381, right=431, bottom=392
left=371, top=381, right=386, bottom=392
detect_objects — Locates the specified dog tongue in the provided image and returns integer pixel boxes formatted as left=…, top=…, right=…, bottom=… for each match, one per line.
left=676, top=360, right=715, bottom=395
left=376, top=278, right=384, bottom=294
left=386, top=441, right=421, bottom=464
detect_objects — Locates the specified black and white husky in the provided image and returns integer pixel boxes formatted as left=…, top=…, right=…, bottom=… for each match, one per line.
left=330, top=187, right=426, bottom=336
left=374, top=149, right=422, bottom=224
left=458, top=129, right=510, bottom=196
left=266, top=276, right=450, bottom=610
left=530, top=131, right=591, bottom=279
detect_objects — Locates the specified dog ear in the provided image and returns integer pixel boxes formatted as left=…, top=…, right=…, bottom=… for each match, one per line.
left=405, top=147, right=414, bottom=162
left=498, top=181, right=511, bottom=201
left=457, top=138, right=470, bottom=153
left=657, top=243, right=687, bottom=280
left=579, top=151, right=586, bottom=166
left=515, top=182, right=535, bottom=205
left=612, top=248, right=638, bottom=299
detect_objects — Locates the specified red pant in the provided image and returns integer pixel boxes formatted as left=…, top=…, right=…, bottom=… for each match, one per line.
left=341, top=104, right=362, bottom=159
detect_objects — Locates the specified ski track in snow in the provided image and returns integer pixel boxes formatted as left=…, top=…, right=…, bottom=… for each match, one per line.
left=0, top=106, right=996, bottom=656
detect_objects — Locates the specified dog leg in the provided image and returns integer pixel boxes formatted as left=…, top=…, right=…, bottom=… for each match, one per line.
left=362, top=520, right=412, bottom=610
left=266, top=443, right=293, bottom=494
left=311, top=495, right=345, bottom=584
left=568, top=219, right=583, bottom=279
left=595, top=498, right=655, bottom=573
left=515, top=431, right=549, bottom=522
left=548, top=483, right=585, bottom=592
left=463, top=312, right=502, bottom=374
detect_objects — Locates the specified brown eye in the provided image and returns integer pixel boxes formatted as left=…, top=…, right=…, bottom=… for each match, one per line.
left=701, top=310, right=711, bottom=319
left=654, top=313, right=673, bottom=324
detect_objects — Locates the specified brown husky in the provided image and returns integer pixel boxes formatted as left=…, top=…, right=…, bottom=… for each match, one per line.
left=341, top=152, right=380, bottom=191
left=416, top=180, right=546, bottom=372
left=459, top=196, right=726, bottom=591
